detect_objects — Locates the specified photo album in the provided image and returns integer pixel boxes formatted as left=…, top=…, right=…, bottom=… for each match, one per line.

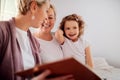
left=15, top=58, right=101, bottom=80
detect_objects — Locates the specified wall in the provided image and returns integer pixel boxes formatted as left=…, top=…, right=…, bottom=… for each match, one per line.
left=51, top=0, right=120, bottom=68
left=0, top=0, right=17, bottom=20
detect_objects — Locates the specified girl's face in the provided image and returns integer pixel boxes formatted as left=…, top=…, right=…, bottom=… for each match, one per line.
left=31, top=0, right=50, bottom=28
left=39, top=7, right=56, bottom=33
left=64, top=20, right=79, bottom=42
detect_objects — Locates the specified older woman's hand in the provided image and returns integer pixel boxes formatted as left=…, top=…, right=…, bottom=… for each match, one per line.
left=32, top=70, right=74, bottom=80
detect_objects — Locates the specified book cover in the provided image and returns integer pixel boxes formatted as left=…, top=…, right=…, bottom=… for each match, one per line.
left=15, top=58, right=101, bottom=80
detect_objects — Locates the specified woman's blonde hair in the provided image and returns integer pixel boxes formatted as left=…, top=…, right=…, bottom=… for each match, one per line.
left=59, top=14, right=85, bottom=38
left=49, top=4, right=56, bottom=19
left=17, top=0, right=47, bottom=15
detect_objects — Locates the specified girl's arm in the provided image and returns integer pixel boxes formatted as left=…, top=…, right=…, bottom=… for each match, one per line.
left=55, top=29, right=65, bottom=45
left=85, top=46, right=94, bottom=68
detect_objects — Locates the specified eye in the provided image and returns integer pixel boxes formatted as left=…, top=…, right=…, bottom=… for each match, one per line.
left=73, top=26, right=77, bottom=29
left=65, top=27, right=70, bottom=30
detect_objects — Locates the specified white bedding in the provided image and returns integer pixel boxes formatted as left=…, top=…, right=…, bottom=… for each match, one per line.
left=93, top=57, right=120, bottom=80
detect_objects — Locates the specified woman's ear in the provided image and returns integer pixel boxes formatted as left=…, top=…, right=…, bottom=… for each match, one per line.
left=30, top=1, right=38, bottom=14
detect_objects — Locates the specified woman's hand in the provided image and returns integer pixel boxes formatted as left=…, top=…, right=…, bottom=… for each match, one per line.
left=31, top=70, right=51, bottom=80
left=32, top=70, right=75, bottom=80
left=47, top=74, right=74, bottom=80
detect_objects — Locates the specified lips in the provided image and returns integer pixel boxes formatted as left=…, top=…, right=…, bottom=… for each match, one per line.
left=68, top=34, right=76, bottom=37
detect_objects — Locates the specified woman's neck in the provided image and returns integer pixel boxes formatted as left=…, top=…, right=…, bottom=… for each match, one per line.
left=36, top=31, right=53, bottom=41
left=15, top=15, right=30, bottom=31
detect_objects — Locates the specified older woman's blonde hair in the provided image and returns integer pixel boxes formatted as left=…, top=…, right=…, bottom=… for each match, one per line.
left=17, top=0, right=48, bottom=15
left=59, top=14, right=85, bottom=38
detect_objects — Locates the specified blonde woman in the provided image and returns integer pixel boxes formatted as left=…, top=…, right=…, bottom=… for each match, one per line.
left=34, top=4, right=64, bottom=64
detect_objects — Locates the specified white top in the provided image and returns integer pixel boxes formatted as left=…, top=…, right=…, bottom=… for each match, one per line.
left=16, top=28, right=35, bottom=70
left=61, top=37, right=89, bottom=64
left=37, top=35, right=64, bottom=64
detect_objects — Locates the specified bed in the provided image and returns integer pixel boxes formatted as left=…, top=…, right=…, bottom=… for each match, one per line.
left=93, top=57, right=120, bottom=80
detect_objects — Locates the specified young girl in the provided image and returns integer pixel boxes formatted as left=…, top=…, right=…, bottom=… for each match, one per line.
left=55, top=14, right=93, bottom=68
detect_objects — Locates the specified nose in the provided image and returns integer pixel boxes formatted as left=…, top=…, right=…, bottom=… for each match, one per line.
left=70, top=29, right=74, bottom=33
left=46, top=18, right=49, bottom=23
left=42, top=18, right=49, bottom=27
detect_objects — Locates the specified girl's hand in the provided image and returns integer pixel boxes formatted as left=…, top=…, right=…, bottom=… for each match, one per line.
left=55, top=29, right=65, bottom=45
left=55, top=29, right=64, bottom=36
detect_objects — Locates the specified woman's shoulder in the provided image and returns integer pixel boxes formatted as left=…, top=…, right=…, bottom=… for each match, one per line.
left=0, top=18, right=15, bottom=30
left=0, top=21, right=9, bottom=28
left=0, top=19, right=14, bottom=36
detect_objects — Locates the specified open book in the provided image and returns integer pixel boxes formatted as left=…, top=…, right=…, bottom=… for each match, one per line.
left=15, top=58, right=101, bottom=80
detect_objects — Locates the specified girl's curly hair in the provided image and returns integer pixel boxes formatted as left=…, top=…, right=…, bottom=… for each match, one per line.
left=59, top=14, right=85, bottom=38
